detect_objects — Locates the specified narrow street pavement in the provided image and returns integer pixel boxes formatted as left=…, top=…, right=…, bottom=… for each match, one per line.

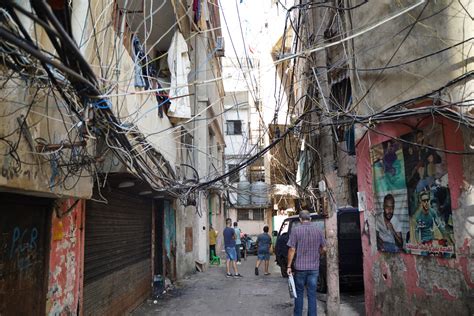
left=133, top=255, right=364, bottom=316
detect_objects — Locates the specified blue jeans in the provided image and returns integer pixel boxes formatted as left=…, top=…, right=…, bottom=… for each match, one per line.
left=257, top=251, right=270, bottom=260
left=225, top=247, right=237, bottom=261
left=294, top=270, right=318, bottom=316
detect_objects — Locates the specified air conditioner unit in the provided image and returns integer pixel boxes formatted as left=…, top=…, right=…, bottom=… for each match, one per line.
left=216, top=36, right=225, bottom=57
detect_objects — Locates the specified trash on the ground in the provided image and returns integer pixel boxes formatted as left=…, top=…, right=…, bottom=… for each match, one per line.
left=195, top=260, right=205, bottom=272
left=152, top=275, right=165, bottom=299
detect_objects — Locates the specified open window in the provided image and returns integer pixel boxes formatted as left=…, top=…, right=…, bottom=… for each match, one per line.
left=226, top=120, right=242, bottom=135
left=228, top=164, right=240, bottom=183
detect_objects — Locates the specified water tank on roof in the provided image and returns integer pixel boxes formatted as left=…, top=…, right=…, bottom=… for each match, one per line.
left=237, top=181, right=251, bottom=205
left=251, top=181, right=268, bottom=206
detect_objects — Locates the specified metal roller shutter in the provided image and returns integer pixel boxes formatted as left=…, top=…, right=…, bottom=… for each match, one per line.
left=84, top=190, right=152, bottom=315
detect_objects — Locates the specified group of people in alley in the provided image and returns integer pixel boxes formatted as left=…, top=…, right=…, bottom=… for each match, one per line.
left=211, top=211, right=326, bottom=316
left=219, top=218, right=272, bottom=278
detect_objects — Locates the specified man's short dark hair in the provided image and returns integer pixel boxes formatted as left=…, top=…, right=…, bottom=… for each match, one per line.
left=419, top=191, right=430, bottom=201
left=299, top=210, right=311, bottom=221
left=226, top=218, right=232, bottom=225
left=383, top=194, right=395, bottom=206
left=233, top=222, right=238, bottom=227
left=263, top=225, right=269, bottom=233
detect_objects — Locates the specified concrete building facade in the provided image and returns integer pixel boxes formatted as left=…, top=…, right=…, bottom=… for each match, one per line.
left=219, top=1, right=298, bottom=236
left=349, top=1, right=474, bottom=314
left=0, top=0, right=225, bottom=314
left=287, top=0, right=474, bottom=314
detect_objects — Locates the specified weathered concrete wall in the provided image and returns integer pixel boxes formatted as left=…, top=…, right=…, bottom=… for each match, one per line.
left=77, top=1, right=178, bottom=171
left=0, top=1, right=95, bottom=198
left=356, top=117, right=474, bottom=315
left=349, top=0, right=474, bottom=116
left=46, top=199, right=84, bottom=315
left=175, top=195, right=224, bottom=279
left=175, top=202, right=198, bottom=279
left=239, top=220, right=266, bottom=236
left=0, top=77, right=93, bottom=199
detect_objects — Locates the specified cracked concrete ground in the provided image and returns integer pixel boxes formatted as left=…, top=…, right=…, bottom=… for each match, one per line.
left=132, top=255, right=364, bottom=316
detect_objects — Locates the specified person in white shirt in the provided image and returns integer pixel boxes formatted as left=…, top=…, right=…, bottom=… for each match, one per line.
left=376, top=194, right=403, bottom=252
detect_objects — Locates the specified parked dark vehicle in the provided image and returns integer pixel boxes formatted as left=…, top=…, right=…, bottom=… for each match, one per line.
left=274, top=208, right=363, bottom=292
left=243, top=234, right=258, bottom=255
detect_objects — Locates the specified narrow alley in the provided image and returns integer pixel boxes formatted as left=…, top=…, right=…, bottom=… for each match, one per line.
left=0, top=1, right=472, bottom=315
left=133, top=255, right=364, bottom=316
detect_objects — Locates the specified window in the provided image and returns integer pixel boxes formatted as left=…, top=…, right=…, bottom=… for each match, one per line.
left=228, top=164, right=240, bottom=183
left=237, top=209, right=263, bottom=221
left=226, top=120, right=242, bottom=135
left=253, top=209, right=264, bottom=221
left=279, top=220, right=289, bottom=234
left=330, top=78, right=352, bottom=112
left=238, top=210, right=250, bottom=221
left=180, top=129, right=194, bottom=179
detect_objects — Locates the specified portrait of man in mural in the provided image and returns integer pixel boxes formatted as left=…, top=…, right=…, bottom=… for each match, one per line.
left=376, top=194, right=403, bottom=252
left=414, top=191, right=439, bottom=244
left=371, top=138, right=409, bottom=254
left=401, top=125, right=454, bottom=257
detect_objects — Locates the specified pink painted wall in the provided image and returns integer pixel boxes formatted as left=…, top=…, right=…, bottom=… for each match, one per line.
left=356, top=117, right=473, bottom=315
left=46, top=199, right=84, bottom=315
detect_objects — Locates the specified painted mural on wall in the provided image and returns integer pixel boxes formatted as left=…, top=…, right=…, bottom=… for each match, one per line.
left=371, top=124, right=454, bottom=257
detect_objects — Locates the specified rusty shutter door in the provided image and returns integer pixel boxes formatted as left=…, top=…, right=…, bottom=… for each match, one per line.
left=84, top=190, right=152, bottom=315
left=0, top=193, right=52, bottom=316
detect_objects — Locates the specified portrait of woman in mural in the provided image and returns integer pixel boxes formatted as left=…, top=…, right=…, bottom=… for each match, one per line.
left=371, top=124, right=455, bottom=257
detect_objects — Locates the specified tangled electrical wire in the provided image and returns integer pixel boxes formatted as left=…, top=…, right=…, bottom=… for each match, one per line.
left=0, top=0, right=472, bottom=207
left=0, top=1, right=179, bottom=195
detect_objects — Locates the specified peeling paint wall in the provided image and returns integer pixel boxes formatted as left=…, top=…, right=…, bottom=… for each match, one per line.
left=357, top=118, right=474, bottom=315
left=46, top=199, right=84, bottom=315
left=175, top=202, right=198, bottom=279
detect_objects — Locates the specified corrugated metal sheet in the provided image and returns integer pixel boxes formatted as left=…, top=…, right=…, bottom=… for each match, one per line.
left=0, top=193, right=52, bottom=316
left=84, top=189, right=152, bottom=315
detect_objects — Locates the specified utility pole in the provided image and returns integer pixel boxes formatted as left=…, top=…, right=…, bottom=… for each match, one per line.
left=320, top=127, right=340, bottom=316
left=310, top=3, right=341, bottom=314
left=193, top=31, right=210, bottom=267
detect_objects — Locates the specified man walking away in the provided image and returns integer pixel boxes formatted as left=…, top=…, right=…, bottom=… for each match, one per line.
left=255, top=225, right=272, bottom=276
left=223, top=218, right=242, bottom=278
left=233, top=222, right=242, bottom=264
left=287, top=211, right=326, bottom=316
left=209, top=225, right=218, bottom=260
